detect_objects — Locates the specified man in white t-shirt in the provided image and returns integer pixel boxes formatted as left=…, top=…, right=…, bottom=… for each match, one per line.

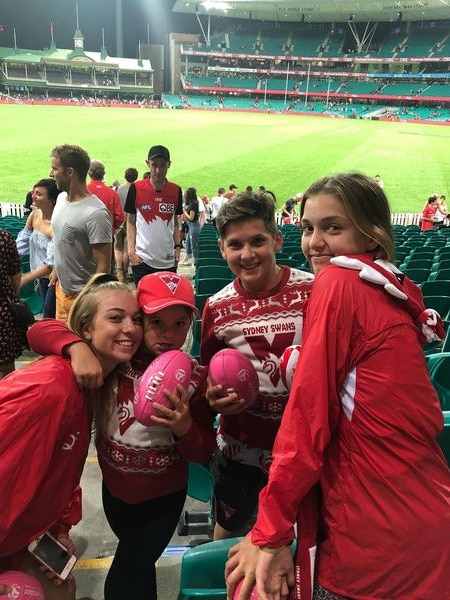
left=50, top=144, right=112, bottom=322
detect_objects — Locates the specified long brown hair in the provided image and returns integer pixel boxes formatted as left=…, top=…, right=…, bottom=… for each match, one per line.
left=301, top=172, right=395, bottom=262
left=68, top=273, right=136, bottom=430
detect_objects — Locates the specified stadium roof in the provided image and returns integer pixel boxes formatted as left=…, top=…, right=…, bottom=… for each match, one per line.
left=172, top=0, right=450, bottom=23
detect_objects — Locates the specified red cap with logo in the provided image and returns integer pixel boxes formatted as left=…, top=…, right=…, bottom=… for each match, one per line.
left=137, top=272, right=198, bottom=314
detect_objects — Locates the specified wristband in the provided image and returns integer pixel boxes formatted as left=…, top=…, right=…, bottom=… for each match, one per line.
left=259, top=546, right=282, bottom=555
left=174, top=243, right=182, bottom=249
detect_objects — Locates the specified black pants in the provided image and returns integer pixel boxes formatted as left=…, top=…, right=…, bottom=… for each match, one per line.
left=102, top=482, right=187, bottom=600
left=131, top=262, right=177, bottom=286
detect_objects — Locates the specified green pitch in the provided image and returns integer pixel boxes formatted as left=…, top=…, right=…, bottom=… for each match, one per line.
left=0, top=103, right=449, bottom=211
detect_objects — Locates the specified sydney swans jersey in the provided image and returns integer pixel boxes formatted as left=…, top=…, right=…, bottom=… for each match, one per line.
left=201, top=266, right=314, bottom=467
left=128, top=178, right=182, bottom=269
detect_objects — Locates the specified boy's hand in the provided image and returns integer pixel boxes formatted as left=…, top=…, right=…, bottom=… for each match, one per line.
left=206, top=381, right=247, bottom=415
left=151, top=384, right=192, bottom=438
left=65, top=341, right=104, bottom=389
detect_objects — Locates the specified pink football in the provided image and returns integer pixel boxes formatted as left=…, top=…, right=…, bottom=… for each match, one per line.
left=233, top=578, right=257, bottom=599
left=134, top=350, right=192, bottom=426
left=0, top=571, right=44, bottom=599
left=209, top=349, right=259, bottom=407
left=279, top=345, right=302, bottom=389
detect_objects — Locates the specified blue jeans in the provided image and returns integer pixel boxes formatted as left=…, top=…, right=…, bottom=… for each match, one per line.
left=185, top=221, right=201, bottom=265
left=38, top=278, right=56, bottom=318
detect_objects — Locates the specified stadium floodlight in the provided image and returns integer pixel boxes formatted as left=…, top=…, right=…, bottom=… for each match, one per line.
left=201, top=1, right=233, bottom=10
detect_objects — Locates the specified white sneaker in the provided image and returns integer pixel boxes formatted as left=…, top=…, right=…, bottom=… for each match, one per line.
left=180, top=258, right=192, bottom=266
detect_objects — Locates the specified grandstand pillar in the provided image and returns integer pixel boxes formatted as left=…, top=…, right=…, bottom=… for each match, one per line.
left=116, top=0, right=124, bottom=57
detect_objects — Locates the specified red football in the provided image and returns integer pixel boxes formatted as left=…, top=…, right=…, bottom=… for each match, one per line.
left=0, top=571, right=44, bottom=600
left=233, top=578, right=257, bottom=599
left=279, top=345, right=302, bottom=390
left=134, top=350, right=192, bottom=426
left=209, top=348, right=259, bottom=407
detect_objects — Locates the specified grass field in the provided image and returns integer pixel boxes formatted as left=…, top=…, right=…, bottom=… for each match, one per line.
left=0, top=103, right=449, bottom=211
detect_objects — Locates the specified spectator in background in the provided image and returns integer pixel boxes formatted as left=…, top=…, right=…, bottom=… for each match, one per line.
left=374, top=174, right=384, bottom=188
left=125, top=145, right=182, bottom=285
left=421, top=196, right=438, bottom=231
left=50, top=144, right=112, bottom=322
left=181, top=187, right=200, bottom=267
left=225, top=183, right=238, bottom=200
left=23, top=189, right=34, bottom=217
left=16, top=178, right=58, bottom=318
left=87, top=160, right=124, bottom=235
left=435, top=195, right=448, bottom=229
left=115, top=168, right=138, bottom=283
left=0, top=229, right=26, bottom=379
left=281, top=193, right=302, bottom=223
left=209, top=187, right=227, bottom=228
left=199, top=194, right=209, bottom=226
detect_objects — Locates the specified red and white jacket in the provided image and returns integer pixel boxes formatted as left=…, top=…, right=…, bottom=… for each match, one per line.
left=0, top=357, right=89, bottom=566
left=252, top=255, right=450, bottom=599
left=28, top=320, right=217, bottom=505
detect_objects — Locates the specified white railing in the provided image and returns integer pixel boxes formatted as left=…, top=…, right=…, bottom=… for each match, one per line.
left=275, top=212, right=423, bottom=227
left=0, top=203, right=26, bottom=217
left=0, top=203, right=423, bottom=225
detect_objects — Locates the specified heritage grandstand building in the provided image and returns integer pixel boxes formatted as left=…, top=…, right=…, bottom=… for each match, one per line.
left=0, top=24, right=153, bottom=104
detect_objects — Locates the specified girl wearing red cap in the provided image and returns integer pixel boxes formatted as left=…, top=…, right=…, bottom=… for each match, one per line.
left=27, top=272, right=216, bottom=600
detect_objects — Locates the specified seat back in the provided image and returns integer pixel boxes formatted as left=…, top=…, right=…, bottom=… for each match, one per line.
left=178, top=538, right=243, bottom=600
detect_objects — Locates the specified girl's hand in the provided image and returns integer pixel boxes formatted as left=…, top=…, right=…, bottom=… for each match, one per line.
left=151, top=384, right=192, bottom=438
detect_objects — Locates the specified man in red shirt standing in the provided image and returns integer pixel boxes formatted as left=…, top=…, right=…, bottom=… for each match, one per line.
left=88, top=160, right=124, bottom=235
left=421, top=196, right=438, bottom=231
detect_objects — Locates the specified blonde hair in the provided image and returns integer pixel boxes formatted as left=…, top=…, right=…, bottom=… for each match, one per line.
left=68, top=273, right=135, bottom=431
left=301, top=172, right=395, bottom=262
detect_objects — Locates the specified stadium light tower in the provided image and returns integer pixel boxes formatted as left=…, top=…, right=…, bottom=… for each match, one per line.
left=116, top=0, right=124, bottom=57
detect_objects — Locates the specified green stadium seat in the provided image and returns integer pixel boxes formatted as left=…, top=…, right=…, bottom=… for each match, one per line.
left=404, top=267, right=431, bottom=285
left=423, top=295, right=450, bottom=322
left=22, top=292, right=43, bottom=316
left=420, top=280, right=450, bottom=297
left=195, top=266, right=233, bottom=287
left=196, top=256, right=228, bottom=268
left=196, top=278, right=231, bottom=295
left=430, top=268, right=450, bottom=282
left=178, top=538, right=242, bottom=600
left=427, top=352, right=450, bottom=465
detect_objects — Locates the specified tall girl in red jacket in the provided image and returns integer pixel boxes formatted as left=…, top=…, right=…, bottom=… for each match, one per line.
left=0, top=274, right=142, bottom=600
left=227, top=173, right=450, bottom=600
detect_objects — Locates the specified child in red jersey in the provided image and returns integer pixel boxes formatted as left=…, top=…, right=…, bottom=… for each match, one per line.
left=201, top=192, right=314, bottom=541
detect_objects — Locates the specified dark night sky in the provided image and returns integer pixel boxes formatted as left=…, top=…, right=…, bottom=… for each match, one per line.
left=0, top=0, right=204, bottom=58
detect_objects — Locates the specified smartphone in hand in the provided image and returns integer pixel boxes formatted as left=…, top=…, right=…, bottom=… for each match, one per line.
left=28, top=532, right=77, bottom=581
